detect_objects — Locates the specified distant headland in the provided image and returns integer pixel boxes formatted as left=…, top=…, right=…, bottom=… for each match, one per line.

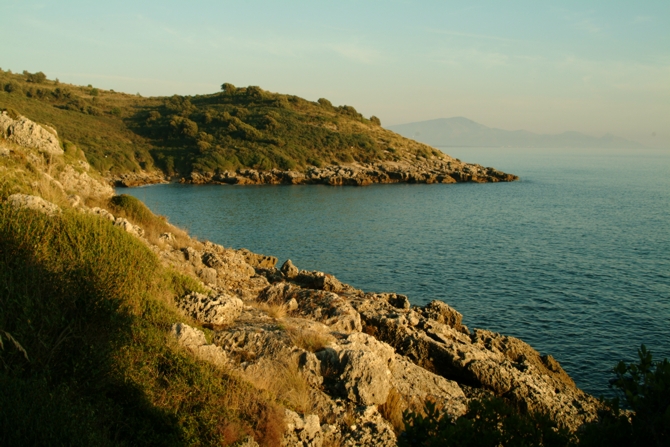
left=0, top=69, right=517, bottom=187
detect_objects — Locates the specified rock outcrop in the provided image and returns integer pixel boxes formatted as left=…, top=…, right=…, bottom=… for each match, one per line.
left=109, top=170, right=169, bottom=187
left=183, top=158, right=518, bottom=186
left=7, top=193, right=61, bottom=215
left=0, top=111, right=62, bottom=156
left=162, top=253, right=600, bottom=444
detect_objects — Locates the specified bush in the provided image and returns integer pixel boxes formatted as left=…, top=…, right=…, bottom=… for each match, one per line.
left=24, top=71, right=47, bottom=83
left=400, top=398, right=572, bottom=447
left=580, top=346, right=670, bottom=447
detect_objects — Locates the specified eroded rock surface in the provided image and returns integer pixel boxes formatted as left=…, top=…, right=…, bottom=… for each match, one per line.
left=7, top=194, right=61, bottom=215
left=0, top=112, right=63, bottom=156
left=178, top=292, right=244, bottom=327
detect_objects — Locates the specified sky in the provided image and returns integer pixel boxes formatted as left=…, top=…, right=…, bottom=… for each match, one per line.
left=1, top=0, right=669, bottom=147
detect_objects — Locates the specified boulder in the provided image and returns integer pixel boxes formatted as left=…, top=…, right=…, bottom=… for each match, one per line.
left=114, top=217, right=145, bottom=237
left=238, top=248, right=277, bottom=269
left=170, top=323, right=228, bottom=367
left=317, top=333, right=394, bottom=406
left=178, top=292, right=244, bottom=326
left=283, top=409, right=322, bottom=447
left=421, top=300, right=469, bottom=334
left=281, top=259, right=299, bottom=279
left=7, top=194, right=61, bottom=216
left=58, top=165, right=113, bottom=198
left=0, top=112, right=63, bottom=156
left=197, top=267, right=218, bottom=285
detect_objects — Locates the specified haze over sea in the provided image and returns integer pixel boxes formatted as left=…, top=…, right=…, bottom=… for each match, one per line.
left=126, top=147, right=670, bottom=398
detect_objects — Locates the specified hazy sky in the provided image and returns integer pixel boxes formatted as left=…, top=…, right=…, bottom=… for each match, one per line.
left=2, top=0, right=668, bottom=146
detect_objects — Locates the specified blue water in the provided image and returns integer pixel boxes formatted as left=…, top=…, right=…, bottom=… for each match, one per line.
left=126, top=147, right=670, bottom=397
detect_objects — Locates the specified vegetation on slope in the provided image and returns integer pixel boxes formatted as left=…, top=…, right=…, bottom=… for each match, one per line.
left=0, top=69, right=441, bottom=177
left=0, top=204, right=288, bottom=446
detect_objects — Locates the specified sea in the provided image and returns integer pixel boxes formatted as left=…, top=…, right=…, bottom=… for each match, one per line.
left=125, top=147, right=670, bottom=398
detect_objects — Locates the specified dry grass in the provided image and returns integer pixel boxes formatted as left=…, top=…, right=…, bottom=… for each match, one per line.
left=244, top=357, right=313, bottom=415
left=252, top=301, right=288, bottom=320
left=379, top=387, right=407, bottom=434
left=287, top=326, right=334, bottom=353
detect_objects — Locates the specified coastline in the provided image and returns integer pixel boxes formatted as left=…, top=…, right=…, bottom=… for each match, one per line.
left=2, top=112, right=600, bottom=446
left=109, top=158, right=518, bottom=188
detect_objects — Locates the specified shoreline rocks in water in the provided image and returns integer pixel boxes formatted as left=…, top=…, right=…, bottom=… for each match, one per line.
left=182, top=158, right=518, bottom=186
left=108, top=158, right=518, bottom=188
left=164, top=243, right=601, bottom=445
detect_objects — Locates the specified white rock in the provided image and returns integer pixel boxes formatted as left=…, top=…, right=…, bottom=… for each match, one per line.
left=7, top=194, right=61, bottom=216
left=0, top=112, right=63, bottom=156
left=114, top=217, right=145, bottom=237
left=171, top=323, right=228, bottom=367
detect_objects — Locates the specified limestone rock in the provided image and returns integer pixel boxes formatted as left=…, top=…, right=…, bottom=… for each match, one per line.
left=58, top=164, right=113, bottom=198
left=178, top=292, right=244, bottom=326
left=317, top=333, right=394, bottom=406
left=238, top=248, right=277, bottom=269
left=281, top=259, right=299, bottom=279
left=88, top=207, right=115, bottom=221
left=170, top=322, right=228, bottom=367
left=183, top=158, right=518, bottom=187
left=109, top=170, right=168, bottom=187
left=159, top=232, right=175, bottom=243
left=340, top=406, right=396, bottom=447
left=7, top=194, right=61, bottom=216
left=421, top=300, right=469, bottom=334
left=283, top=409, right=322, bottom=447
left=200, top=244, right=256, bottom=282
left=182, top=246, right=202, bottom=266
left=113, top=217, right=145, bottom=237
left=390, top=355, right=467, bottom=417
left=67, top=194, right=82, bottom=208
left=292, top=289, right=362, bottom=333
left=197, top=267, right=218, bottom=285
left=0, top=112, right=63, bottom=156
left=350, top=293, right=600, bottom=431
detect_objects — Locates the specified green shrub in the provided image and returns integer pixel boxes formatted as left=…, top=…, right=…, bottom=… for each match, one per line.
left=24, top=71, right=47, bottom=84
left=579, top=346, right=670, bottom=447
left=400, top=398, right=572, bottom=447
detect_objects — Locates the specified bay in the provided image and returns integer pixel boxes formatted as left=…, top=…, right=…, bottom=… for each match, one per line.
left=126, top=147, right=670, bottom=397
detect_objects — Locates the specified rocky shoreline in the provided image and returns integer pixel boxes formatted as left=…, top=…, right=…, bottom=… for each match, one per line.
left=109, top=158, right=518, bottom=188
left=3, top=112, right=598, bottom=447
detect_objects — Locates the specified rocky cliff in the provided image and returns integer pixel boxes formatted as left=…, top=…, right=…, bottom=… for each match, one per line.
left=1, top=113, right=597, bottom=446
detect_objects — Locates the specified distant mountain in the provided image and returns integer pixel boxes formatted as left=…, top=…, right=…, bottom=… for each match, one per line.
left=387, top=117, right=645, bottom=149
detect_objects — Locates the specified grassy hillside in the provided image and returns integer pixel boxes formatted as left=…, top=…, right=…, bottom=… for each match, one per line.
left=0, top=69, right=441, bottom=177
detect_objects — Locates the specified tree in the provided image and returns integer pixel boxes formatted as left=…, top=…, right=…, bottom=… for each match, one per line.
left=221, top=83, right=236, bottom=94
left=318, top=98, right=334, bottom=109
left=25, top=71, right=47, bottom=83
left=246, top=86, right=263, bottom=98
left=370, top=115, right=381, bottom=126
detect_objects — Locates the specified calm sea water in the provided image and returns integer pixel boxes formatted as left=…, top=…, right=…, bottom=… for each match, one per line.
left=126, top=147, right=670, bottom=397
